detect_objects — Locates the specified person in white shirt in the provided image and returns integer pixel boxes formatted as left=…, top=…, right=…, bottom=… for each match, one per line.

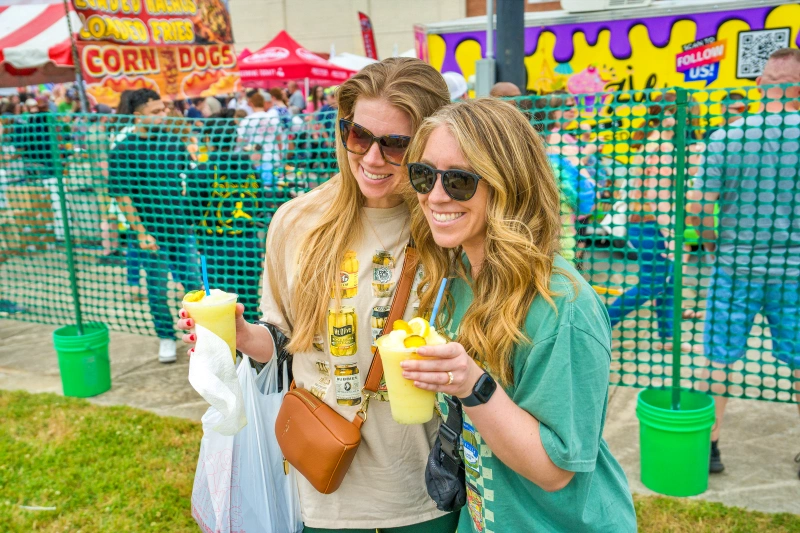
left=226, top=89, right=253, bottom=115
left=287, top=80, right=305, bottom=114
left=237, top=92, right=282, bottom=187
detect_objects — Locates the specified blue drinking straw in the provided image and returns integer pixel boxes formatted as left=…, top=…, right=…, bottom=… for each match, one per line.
left=201, top=255, right=210, bottom=296
left=429, top=278, right=448, bottom=327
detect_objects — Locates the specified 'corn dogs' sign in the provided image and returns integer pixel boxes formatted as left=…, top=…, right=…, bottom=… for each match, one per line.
left=80, top=43, right=239, bottom=107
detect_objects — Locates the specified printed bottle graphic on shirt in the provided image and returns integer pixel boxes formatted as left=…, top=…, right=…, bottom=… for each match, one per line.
left=372, top=250, right=395, bottom=297
left=328, top=306, right=357, bottom=356
left=377, top=374, right=388, bottom=399
left=310, top=375, right=331, bottom=400
left=332, top=251, right=358, bottom=299
left=310, top=359, right=331, bottom=400
left=411, top=265, right=425, bottom=292
left=312, top=334, right=325, bottom=352
left=370, top=305, right=390, bottom=354
left=334, top=363, right=361, bottom=406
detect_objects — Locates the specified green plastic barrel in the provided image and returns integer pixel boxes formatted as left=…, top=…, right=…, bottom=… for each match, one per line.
left=637, top=388, right=715, bottom=497
left=53, top=323, right=111, bottom=398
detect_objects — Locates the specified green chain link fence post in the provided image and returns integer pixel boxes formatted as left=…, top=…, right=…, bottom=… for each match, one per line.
left=671, top=88, right=689, bottom=410
left=46, top=114, right=84, bottom=335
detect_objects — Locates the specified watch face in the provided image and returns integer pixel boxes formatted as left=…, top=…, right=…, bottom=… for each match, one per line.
left=475, top=373, right=497, bottom=402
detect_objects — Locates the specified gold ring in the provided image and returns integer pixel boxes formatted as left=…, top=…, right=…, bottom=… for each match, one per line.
left=446, top=371, right=454, bottom=386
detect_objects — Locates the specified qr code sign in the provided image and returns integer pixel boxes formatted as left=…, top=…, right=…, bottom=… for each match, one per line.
left=736, top=28, right=791, bottom=78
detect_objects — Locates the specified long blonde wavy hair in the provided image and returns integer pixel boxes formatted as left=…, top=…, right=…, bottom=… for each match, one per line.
left=406, top=99, right=565, bottom=386
left=285, top=58, right=450, bottom=354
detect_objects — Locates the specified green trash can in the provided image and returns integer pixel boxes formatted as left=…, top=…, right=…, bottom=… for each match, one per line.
left=637, top=388, right=715, bottom=497
left=53, top=323, right=111, bottom=398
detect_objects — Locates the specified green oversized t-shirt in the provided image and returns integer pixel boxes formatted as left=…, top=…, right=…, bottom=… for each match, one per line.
left=437, top=255, right=636, bottom=533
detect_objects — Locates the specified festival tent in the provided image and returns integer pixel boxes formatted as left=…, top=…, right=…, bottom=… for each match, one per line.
left=0, top=1, right=81, bottom=87
left=238, top=30, right=356, bottom=90
left=328, top=52, right=378, bottom=72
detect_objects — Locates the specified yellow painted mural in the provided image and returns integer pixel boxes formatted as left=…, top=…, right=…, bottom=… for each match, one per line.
left=429, top=3, right=800, bottom=94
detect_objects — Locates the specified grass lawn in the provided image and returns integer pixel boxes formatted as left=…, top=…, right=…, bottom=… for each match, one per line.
left=1, top=390, right=799, bottom=533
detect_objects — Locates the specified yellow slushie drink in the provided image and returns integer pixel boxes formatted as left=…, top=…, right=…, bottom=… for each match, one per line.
left=183, top=289, right=238, bottom=361
left=377, top=318, right=447, bottom=425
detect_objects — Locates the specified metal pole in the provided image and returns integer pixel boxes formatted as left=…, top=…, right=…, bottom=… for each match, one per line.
left=474, top=0, right=496, bottom=97
left=62, top=0, right=89, bottom=113
left=47, top=114, right=84, bottom=335
left=671, top=87, right=689, bottom=411
left=486, top=0, right=494, bottom=59
left=495, top=0, right=525, bottom=90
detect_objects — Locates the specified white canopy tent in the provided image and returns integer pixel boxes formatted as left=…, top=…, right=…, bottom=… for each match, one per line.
left=328, top=52, right=378, bottom=72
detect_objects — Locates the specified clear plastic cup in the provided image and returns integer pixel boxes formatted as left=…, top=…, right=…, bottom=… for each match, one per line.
left=183, top=289, right=238, bottom=361
left=376, top=335, right=436, bottom=424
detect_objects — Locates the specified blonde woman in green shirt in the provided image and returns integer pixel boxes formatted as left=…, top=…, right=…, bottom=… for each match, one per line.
left=402, top=98, right=636, bottom=532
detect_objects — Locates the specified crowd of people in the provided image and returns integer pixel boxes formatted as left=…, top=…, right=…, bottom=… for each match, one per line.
left=0, top=86, right=83, bottom=116
left=0, top=81, right=342, bottom=362
left=0, top=83, right=339, bottom=190
left=0, top=81, right=334, bottom=118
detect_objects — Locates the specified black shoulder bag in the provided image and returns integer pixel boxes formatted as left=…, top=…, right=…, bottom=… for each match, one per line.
left=425, top=394, right=467, bottom=511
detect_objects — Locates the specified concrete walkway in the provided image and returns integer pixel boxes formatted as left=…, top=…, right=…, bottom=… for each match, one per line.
left=0, top=318, right=208, bottom=420
left=2, top=318, right=799, bottom=515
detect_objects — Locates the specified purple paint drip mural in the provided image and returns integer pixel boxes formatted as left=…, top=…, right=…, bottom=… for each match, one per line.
left=430, top=3, right=800, bottom=93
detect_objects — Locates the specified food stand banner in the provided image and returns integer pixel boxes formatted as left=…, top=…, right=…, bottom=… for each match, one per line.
left=73, top=0, right=238, bottom=106
left=81, top=42, right=239, bottom=106
left=72, top=0, right=233, bottom=46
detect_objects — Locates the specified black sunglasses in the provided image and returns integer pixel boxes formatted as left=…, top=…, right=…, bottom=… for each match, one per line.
left=407, top=162, right=482, bottom=201
left=339, top=119, right=411, bottom=166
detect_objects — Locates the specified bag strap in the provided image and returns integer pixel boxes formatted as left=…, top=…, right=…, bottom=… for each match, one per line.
left=438, top=395, right=464, bottom=473
left=362, top=245, right=418, bottom=394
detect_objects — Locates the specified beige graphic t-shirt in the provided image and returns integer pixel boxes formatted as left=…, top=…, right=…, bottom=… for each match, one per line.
left=259, top=183, right=445, bottom=529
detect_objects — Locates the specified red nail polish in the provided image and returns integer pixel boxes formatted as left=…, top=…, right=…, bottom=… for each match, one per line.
left=190, top=334, right=196, bottom=342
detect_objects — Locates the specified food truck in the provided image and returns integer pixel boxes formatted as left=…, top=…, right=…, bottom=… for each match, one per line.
left=421, top=0, right=800, bottom=94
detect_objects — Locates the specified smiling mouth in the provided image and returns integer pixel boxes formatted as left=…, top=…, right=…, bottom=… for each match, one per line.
left=362, top=166, right=392, bottom=181
left=431, top=211, right=465, bottom=223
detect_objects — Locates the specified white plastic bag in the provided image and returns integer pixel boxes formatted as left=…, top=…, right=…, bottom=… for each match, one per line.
left=188, top=325, right=246, bottom=436
left=191, top=355, right=303, bottom=533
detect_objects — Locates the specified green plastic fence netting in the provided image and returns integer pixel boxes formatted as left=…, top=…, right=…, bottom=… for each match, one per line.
left=0, top=110, right=335, bottom=332
left=0, top=85, right=796, bottom=405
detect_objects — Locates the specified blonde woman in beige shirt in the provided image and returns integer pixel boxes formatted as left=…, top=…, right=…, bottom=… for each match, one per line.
left=178, top=58, right=458, bottom=532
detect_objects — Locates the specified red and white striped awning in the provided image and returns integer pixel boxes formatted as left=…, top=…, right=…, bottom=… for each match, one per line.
left=0, top=0, right=81, bottom=87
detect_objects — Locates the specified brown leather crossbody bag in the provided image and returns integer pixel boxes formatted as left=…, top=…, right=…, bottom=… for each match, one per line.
left=275, top=245, right=419, bottom=494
